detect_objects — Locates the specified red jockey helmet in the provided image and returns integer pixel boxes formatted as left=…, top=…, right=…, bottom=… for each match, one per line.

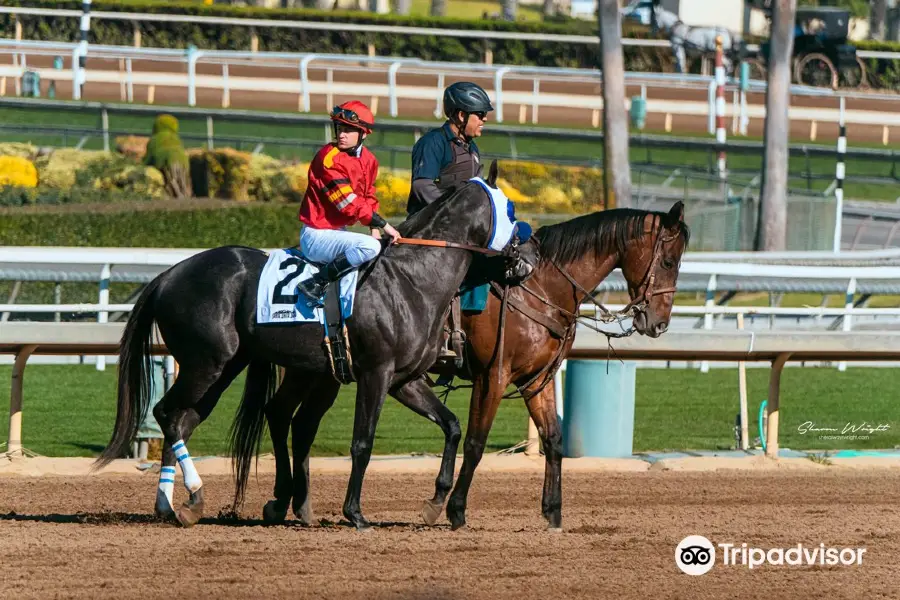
left=330, top=101, right=375, bottom=135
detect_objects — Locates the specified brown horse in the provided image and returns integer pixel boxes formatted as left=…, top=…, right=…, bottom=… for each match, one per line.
left=437, top=200, right=690, bottom=530
left=252, top=201, right=689, bottom=530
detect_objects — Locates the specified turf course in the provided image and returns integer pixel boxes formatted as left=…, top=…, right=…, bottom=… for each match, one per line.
left=0, top=364, right=895, bottom=457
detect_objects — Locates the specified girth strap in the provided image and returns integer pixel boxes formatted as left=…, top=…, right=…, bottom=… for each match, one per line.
left=490, top=282, right=568, bottom=340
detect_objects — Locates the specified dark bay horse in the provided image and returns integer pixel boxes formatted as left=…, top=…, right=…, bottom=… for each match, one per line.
left=262, top=201, right=689, bottom=530
left=95, top=163, right=510, bottom=529
left=441, top=201, right=690, bottom=530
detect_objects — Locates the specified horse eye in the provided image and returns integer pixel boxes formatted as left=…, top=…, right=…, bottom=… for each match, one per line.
left=662, top=258, right=675, bottom=270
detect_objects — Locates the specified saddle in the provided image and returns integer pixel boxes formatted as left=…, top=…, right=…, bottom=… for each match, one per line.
left=288, top=248, right=355, bottom=385
left=321, top=278, right=355, bottom=385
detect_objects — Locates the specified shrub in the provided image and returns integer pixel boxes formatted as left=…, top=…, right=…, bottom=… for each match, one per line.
left=144, top=115, right=190, bottom=198
left=375, top=170, right=411, bottom=216
left=190, top=148, right=252, bottom=200
left=0, top=142, right=39, bottom=159
left=0, top=155, right=38, bottom=188
left=116, top=135, right=149, bottom=160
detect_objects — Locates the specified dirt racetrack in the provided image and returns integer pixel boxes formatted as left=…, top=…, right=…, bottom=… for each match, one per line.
left=1, top=463, right=898, bottom=599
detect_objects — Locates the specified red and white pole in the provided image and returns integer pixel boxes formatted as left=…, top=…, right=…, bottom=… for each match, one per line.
left=715, top=35, right=727, bottom=184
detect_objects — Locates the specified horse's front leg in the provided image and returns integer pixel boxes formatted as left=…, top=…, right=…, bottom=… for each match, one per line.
left=342, top=367, right=393, bottom=530
left=674, top=44, right=687, bottom=74
left=391, top=375, right=462, bottom=526
left=524, top=383, right=564, bottom=531
left=446, top=370, right=507, bottom=530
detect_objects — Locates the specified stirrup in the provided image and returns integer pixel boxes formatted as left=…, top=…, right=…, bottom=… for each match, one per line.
left=297, top=278, right=326, bottom=307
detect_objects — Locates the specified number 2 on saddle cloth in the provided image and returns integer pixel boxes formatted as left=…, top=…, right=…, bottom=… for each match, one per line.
left=278, top=247, right=355, bottom=385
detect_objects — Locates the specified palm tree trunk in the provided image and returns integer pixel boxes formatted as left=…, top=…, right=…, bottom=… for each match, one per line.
left=395, top=0, right=412, bottom=15
left=871, top=0, right=887, bottom=40
left=757, top=0, right=796, bottom=250
left=598, top=0, right=632, bottom=208
left=542, top=0, right=555, bottom=17
left=502, top=0, right=518, bottom=21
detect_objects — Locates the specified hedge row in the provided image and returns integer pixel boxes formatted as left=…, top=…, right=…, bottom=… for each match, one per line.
left=0, top=203, right=301, bottom=247
left=0, top=0, right=667, bottom=69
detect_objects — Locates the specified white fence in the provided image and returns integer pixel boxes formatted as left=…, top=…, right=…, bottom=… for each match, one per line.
left=2, top=246, right=900, bottom=459
left=2, top=321, right=899, bottom=458
left=5, top=5, right=900, bottom=62
left=2, top=39, right=900, bottom=133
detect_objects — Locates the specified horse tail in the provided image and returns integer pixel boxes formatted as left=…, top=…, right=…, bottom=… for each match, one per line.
left=228, top=359, right=278, bottom=510
left=94, top=275, right=164, bottom=470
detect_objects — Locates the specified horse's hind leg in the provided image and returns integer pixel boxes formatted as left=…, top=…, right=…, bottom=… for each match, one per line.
left=262, top=369, right=316, bottom=524
left=524, top=384, right=563, bottom=531
left=391, top=375, right=461, bottom=526
left=289, top=375, right=340, bottom=525
left=153, top=354, right=248, bottom=527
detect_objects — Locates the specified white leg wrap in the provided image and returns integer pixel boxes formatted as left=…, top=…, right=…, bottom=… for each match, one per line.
left=173, top=439, right=202, bottom=493
left=158, top=465, right=176, bottom=508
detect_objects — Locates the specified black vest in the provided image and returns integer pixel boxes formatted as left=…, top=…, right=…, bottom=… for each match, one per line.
left=407, top=133, right=483, bottom=216
left=436, top=136, right=482, bottom=194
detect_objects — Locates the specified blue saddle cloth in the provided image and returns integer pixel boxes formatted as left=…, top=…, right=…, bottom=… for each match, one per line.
left=460, top=283, right=489, bottom=313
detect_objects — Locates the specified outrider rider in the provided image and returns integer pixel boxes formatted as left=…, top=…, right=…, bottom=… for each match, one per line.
left=407, top=81, right=492, bottom=216
left=407, top=82, right=537, bottom=364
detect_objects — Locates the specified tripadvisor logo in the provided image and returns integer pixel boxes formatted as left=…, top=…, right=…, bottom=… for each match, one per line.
left=675, top=536, right=866, bottom=575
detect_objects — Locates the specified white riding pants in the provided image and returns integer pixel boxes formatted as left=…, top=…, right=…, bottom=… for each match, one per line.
left=300, top=225, right=382, bottom=267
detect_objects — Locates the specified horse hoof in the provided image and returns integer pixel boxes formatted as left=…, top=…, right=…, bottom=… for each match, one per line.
left=175, top=503, right=203, bottom=528
left=175, top=490, right=204, bottom=528
left=154, top=492, right=176, bottom=522
left=294, top=499, right=314, bottom=526
left=421, top=499, right=444, bottom=526
left=262, top=500, right=288, bottom=524
left=347, top=514, right=372, bottom=532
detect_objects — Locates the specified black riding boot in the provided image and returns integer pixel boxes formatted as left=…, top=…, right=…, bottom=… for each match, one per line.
left=297, top=253, right=355, bottom=305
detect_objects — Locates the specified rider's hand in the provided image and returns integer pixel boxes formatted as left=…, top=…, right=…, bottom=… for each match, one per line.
left=383, top=223, right=402, bottom=244
left=370, top=228, right=382, bottom=239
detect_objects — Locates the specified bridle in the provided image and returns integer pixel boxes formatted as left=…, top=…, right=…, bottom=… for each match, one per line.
left=482, top=216, right=681, bottom=402
left=525, top=215, right=680, bottom=339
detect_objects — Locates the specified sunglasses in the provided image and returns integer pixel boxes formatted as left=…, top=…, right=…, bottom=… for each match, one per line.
left=470, top=111, right=488, bottom=120
left=331, top=106, right=361, bottom=123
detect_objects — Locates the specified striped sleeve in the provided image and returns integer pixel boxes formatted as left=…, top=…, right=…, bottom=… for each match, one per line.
left=315, top=149, right=375, bottom=225
left=319, top=148, right=360, bottom=213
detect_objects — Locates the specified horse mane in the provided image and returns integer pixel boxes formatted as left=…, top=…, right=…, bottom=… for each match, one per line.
left=534, top=208, right=690, bottom=266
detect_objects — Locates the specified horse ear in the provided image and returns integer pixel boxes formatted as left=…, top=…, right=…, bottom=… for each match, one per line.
left=669, top=201, right=685, bottom=223
left=487, top=160, right=499, bottom=188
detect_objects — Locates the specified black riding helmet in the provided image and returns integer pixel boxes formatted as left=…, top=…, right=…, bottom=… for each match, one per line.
left=443, top=82, right=494, bottom=140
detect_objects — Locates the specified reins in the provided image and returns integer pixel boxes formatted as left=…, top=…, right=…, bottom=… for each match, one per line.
left=394, top=237, right=503, bottom=257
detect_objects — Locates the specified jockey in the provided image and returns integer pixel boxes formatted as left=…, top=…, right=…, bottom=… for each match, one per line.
left=406, top=81, right=494, bottom=216
left=296, top=100, right=401, bottom=305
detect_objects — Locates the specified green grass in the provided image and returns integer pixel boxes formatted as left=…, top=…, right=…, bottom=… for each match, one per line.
left=0, top=364, right=896, bottom=457
left=408, top=0, right=543, bottom=20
